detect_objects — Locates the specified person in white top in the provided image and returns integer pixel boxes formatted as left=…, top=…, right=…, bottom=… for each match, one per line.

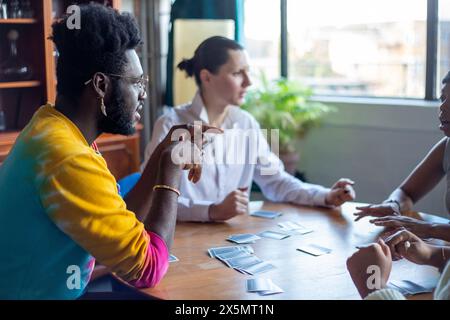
left=143, top=36, right=356, bottom=222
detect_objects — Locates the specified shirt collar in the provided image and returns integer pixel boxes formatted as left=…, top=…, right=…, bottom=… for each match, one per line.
left=188, top=91, right=210, bottom=124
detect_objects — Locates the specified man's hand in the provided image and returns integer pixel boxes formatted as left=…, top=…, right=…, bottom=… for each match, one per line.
left=346, top=240, right=392, bottom=299
left=325, top=178, right=355, bottom=206
left=209, top=188, right=249, bottom=222
left=151, top=123, right=223, bottom=183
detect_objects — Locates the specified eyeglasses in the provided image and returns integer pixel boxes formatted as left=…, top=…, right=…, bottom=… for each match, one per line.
left=84, top=73, right=149, bottom=93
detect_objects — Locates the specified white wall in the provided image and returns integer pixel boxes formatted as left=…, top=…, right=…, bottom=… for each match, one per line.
left=297, top=97, right=448, bottom=217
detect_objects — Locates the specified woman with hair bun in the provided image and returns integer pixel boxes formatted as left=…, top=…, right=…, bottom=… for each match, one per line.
left=143, top=36, right=356, bottom=222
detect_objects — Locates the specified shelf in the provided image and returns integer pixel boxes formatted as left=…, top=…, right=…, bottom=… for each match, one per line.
left=0, top=19, right=39, bottom=24
left=0, top=81, right=41, bottom=89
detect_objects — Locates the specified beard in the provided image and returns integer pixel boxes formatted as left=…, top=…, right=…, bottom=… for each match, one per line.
left=98, top=80, right=136, bottom=135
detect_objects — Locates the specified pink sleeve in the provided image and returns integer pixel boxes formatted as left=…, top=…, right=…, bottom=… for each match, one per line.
left=128, top=231, right=169, bottom=288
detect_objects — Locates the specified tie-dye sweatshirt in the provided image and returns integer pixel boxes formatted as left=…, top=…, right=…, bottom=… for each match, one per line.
left=0, top=105, right=168, bottom=299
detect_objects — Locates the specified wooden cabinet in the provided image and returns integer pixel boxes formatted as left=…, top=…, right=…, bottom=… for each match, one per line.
left=0, top=0, right=141, bottom=180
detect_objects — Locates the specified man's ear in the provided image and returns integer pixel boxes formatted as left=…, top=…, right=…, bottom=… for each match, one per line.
left=199, top=69, right=211, bottom=85
left=91, top=72, right=109, bottom=98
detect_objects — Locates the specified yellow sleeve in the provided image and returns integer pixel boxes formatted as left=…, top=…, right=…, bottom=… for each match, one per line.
left=38, top=152, right=149, bottom=283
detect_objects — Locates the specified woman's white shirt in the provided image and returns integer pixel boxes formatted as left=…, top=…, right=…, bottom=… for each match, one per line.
left=142, top=92, right=331, bottom=222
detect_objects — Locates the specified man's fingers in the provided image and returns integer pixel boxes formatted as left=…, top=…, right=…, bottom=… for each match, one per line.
left=344, top=185, right=356, bottom=199
left=171, top=123, right=224, bottom=135
left=340, top=189, right=354, bottom=202
left=236, top=195, right=249, bottom=205
left=333, top=178, right=355, bottom=189
left=236, top=203, right=248, bottom=215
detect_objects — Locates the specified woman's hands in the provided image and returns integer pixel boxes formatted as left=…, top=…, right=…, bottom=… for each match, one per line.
left=381, top=229, right=441, bottom=266
left=354, top=203, right=401, bottom=222
left=347, top=229, right=447, bottom=299
left=369, top=216, right=434, bottom=239
left=346, top=239, right=392, bottom=298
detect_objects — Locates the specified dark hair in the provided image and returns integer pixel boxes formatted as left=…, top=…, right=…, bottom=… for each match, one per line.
left=50, top=3, right=142, bottom=101
left=177, top=36, right=244, bottom=86
left=443, top=71, right=450, bottom=84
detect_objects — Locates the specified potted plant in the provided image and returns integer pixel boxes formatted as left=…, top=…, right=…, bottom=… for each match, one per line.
left=241, top=74, right=335, bottom=175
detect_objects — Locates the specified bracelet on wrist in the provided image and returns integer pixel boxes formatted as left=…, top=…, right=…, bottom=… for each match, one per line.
left=153, top=184, right=181, bottom=197
left=384, top=199, right=401, bottom=213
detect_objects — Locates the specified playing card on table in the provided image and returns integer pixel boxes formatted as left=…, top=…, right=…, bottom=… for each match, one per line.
left=207, top=245, right=254, bottom=258
left=227, top=233, right=261, bottom=244
left=240, top=261, right=276, bottom=275
left=258, top=230, right=290, bottom=240
left=297, top=244, right=332, bottom=256
left=278, top=221, right=313, bottom=235
left=225, top=254, right=262, bottom=269
left=246, top=278, right=273, bottom=292
left=246, top=278, right=284, bottom=295
left=258, top=282, right=284, bottom=296
left=169, top=254, right=179, bottom=262
left=250, top=210, right=282, bottom=219
left=215, top=250, right=250, bottom=262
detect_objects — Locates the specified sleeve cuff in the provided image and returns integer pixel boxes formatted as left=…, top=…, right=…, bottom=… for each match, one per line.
left=312, top=187, right=333, bottom=207
left=177, top=198, right=213, bottom=222
left=365, top=288, right=406, bottom=300
left=127, top=231, right=169, bottom=288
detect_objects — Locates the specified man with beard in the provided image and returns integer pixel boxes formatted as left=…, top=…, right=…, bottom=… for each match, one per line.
left=0, top=3, right=214, bottom=299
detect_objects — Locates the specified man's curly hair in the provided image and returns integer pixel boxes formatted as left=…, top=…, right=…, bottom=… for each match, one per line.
left=51, top=3, right=142, bottom=101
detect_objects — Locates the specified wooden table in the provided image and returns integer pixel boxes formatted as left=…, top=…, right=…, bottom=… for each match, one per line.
left=138, top=201, right=446, bottom=300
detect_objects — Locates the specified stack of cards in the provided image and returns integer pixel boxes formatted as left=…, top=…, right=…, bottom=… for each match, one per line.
left=258, top=230, right=290, bottom=240
left=278, top=221, right=313, bottom=235
left=250, top=210, right=282, bottom=219
left=227, top=233, right=261, bottom=244
left=207, top=245, right=254, bottom=258
left=387, top=280, right=434, bottom=296
left=246, top=278, right=284, bottom=296
left=296, top=244, right=332, bottom=256
left=219, top=253, right=276, bottom=275
left=208, top=245, right=276, bottom=275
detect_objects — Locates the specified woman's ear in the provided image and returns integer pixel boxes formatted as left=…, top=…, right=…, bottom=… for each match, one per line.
left=199, top=69, right=211, bottom=85
left=91, top=72, right=109, bottom=99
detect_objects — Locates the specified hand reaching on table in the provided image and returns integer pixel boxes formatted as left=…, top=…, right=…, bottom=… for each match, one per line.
left=209, top=188, right=249, bottom=222
left=354, top=202, right=400, bottom=222
left=325, top=178, right=356, bottom=206
left=370, top=216, right=434, bottom=239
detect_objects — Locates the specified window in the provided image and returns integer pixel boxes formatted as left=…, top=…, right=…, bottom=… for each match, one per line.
left=244, top=0, right=444, bottom=100
left=288, top=0, right=426, bottom=98
left=438, top=0, right=450, bottom=95
left=243, top=0, right=280, bottom=80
